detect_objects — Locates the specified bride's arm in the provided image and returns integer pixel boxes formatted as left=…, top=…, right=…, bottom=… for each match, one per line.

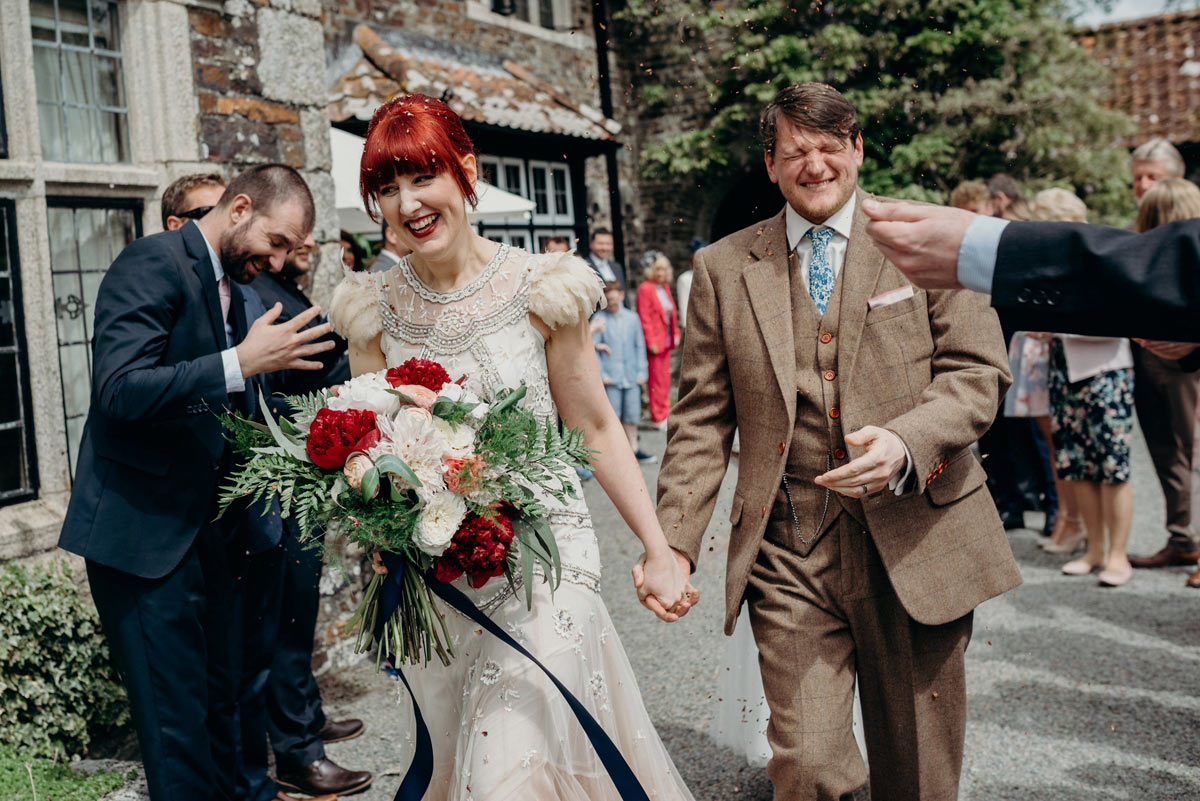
left=348, top=333, right=387, bottom=377
left=537, top=313, right=695, bottom=621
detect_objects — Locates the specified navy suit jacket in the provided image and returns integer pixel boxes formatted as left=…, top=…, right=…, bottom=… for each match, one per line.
left=60, top=222, right=255, bottom=578
left=992, top=218, right=1200, bottom=342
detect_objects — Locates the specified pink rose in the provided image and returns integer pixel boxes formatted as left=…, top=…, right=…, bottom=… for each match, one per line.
left=344, top=454, right=377, bottom=497
left=392, top=384, right=438, bottom=410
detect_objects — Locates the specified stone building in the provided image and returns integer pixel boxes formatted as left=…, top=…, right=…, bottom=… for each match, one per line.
left=1078, top=8, right=1200, bottom=180
left=0, top=0, right=629, bottom=572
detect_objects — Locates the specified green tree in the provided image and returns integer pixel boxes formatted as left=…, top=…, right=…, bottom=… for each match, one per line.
left=616, top=0, right=1136, bottom=224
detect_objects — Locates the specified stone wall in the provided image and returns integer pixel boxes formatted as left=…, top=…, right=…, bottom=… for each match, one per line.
left=188, top=0, right=340, bottom=294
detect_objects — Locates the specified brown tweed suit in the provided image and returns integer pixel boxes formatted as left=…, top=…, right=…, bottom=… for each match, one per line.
left=657, top=197, right=1022, bottom=800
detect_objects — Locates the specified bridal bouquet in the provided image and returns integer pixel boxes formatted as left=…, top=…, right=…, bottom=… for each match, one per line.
left=218, top=358, right=591, bottom=667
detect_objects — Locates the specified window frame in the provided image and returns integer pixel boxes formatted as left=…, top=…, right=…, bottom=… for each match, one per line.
left=0, top=199, right=39, bottom=507
left=527, top=160, right=574, bottom=227
left=45, top=196, right=142, bottom=480
left=31, top=0, right=131, bottom=164
left=0, top=67, right=8, bottom=159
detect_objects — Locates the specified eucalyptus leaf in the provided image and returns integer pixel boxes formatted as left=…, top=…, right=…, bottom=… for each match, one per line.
left=374, top=454, right=422, bottom=488
left=259, top=388, right=310, bottom=462
left=361, top=466, right=380, bottom=502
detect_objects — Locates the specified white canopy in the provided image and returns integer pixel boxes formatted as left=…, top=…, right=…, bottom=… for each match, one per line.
left=330, top=127, right=535, bottom=235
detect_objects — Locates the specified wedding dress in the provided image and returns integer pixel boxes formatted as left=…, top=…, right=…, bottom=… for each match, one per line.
left=714, top=606, right=868, bottom=768
left=329, top=245, right=695, bottom=801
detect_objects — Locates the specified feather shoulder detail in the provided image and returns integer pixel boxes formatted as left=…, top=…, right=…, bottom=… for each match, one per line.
left=526, top=252, right=605, bottom=329
left=328, top=269, right=383, bottom=348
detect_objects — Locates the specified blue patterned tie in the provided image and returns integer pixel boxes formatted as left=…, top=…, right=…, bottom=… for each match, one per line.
left=805, top=227, right=835, bottom=314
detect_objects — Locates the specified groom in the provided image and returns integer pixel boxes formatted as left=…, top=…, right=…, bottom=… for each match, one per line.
left=656, top=84, right=1021, bottom=800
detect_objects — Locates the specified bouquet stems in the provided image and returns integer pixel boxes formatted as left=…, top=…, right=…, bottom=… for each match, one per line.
left=348, top=560, right=455, bottom=668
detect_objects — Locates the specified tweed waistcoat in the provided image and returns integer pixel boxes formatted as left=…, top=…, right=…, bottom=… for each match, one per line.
left=783, top=251, right=865, bottom=552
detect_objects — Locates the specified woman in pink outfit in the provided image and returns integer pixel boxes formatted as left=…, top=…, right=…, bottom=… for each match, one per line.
left=636, top=254, right=679, bottom=428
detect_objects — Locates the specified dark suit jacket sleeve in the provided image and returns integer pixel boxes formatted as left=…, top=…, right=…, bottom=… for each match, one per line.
left=655, top=248, right=736, bottom=569
left=91, top=237, right=228, bottom=423
left=992, top=218, right=1200, bottom=342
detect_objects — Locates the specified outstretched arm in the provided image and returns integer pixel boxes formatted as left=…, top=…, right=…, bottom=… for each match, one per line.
left=538, top=312, right=697, bottom=621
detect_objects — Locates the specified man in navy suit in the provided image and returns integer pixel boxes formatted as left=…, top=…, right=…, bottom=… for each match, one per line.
left=59, top=164, right=335, bottom=801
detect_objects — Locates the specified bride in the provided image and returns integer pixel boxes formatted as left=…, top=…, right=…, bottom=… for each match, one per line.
left=328, top=93, right=698, bottom=801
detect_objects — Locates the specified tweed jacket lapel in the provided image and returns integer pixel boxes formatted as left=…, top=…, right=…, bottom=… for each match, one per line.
left=835, top=195, right=886, bottom=382
left=743, top=211, right=796, bottom=426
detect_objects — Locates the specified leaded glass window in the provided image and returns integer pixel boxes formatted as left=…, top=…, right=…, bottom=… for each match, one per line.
left=31, top=0, right=130, bottom=163
left=0, top=201, right=38, bottom=505
left=47, top=200, right=140, bottom=477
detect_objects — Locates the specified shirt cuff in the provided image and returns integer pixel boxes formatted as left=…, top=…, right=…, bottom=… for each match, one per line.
left=888, top=440, right=915, bottom=496
left=221, top=347, right=245, bottom=395
left=956, top=215, right=1009, bottom=294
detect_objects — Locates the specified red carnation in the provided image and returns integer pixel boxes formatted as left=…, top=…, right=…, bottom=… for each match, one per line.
left=305, top=407, right=379, bottom=470
left=385, top=358, right=452, bottom=393
left=432, top=511, right=515, bottom=589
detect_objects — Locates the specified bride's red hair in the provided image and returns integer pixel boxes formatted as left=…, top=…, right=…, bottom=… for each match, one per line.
left=359, top=94, right=478, bottom=222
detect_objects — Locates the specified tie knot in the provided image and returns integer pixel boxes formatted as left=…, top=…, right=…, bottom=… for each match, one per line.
left=805, top=227, right=833, bottom=248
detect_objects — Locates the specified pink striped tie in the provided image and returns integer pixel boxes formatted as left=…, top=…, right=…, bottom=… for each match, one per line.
left=218, top=274, right=231, bottom=324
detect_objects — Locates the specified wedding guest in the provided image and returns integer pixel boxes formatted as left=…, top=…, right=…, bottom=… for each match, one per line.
left=542, top=235, right=571, bottom=253
left=594, top=280, right=654, bottom=463
left=162, top=172, right=226, bottom=231
left=675, top=238, right=705, bottom=334
left=949, top=180, right=994, bottom=216
left=637, top=253, right=680, bottom=431
left=987, top=173, right=1022, bottom=217
left=58, top=164, right=335, bottom=801
left=246, top=242, right=371, bottom=799
left=338, top=229, right=366, bottom=272
left=369, top=223, right=408, bottom=273
left=586, top=227, right=628, bottom=299
left=1131, top=137, right=1186, bottom=202
left=956, top=189, right=1053, bottom=532
left=1127, top=177, right=1200, bottom=585
left=1033, top=189, right=1136, bottom=586
left=1009, top=196, right=1083, bottom=552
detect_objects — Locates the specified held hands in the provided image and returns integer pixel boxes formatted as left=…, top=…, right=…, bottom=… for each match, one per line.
left=236, top=303, right=336, bottom=378
left=814, top=426, right=907, bottom=498
left=632, top=547, right=699, bottom=623
left=861, top=198, right=974, bottom=289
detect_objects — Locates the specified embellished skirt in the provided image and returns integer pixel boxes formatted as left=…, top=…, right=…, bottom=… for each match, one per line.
left=389, top=518, right=695, bottom=801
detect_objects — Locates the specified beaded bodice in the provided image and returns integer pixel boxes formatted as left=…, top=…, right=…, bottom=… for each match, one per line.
left=374, top=244, right=557, bottom=419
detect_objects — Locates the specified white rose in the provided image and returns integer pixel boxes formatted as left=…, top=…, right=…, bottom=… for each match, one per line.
left=432, top=417, right=475, bottom=458
left=413, top=491, right=467, bottom=556
left=326, top=372, right=400, bottom=417
left=468, top=401, right=490, bottom=422
left=437, top=383, right=465, bottom=403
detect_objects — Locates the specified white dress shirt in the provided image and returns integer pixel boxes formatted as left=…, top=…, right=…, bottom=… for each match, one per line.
left=785, top=190, right=857, bottom=294
left=198, top=228, right=247, bottom=395
left=371, top=247, right=403, bottom=273
left=785, top=192, right=911, bottom=495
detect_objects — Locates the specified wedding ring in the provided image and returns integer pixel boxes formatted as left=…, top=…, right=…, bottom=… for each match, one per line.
left=859, top=484, right=869, bottom=495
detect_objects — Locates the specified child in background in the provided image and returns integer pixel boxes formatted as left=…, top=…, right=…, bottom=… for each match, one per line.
left=594, top=281, right=655, bottom=464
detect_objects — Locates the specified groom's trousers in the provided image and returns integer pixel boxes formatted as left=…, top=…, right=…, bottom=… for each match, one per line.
left=744, top=504, right=973, bottom=801
left=87, top=523, right=240, bottom=801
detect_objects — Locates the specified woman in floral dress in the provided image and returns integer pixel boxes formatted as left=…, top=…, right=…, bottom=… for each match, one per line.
left=328, top=94, right=698, bottom=801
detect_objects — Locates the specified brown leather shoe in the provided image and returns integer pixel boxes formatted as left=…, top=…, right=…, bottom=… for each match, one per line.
left=1128, top=544, right=1200, bottom=568
left=276, top=758, right=372, bottom=796
left=318, top=718, right=365, bottom=744
left=276, top=793, right=337, bottom=801
left=1187, top=567, right=1200, bottom=588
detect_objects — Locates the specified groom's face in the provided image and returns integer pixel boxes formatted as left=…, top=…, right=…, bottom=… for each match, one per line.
left=765, top=117, right=863, bottom=225
left=219, top=199, right=308, bottom=284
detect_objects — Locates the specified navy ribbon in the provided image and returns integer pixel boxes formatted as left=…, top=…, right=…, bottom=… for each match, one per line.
left=376, top=553, right=650, bottom=801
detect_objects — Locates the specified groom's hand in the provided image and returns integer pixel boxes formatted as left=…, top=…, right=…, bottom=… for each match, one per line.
left=237, top=302, right=336, bottom=378
left=815, top=426, right=908, bottom=498
left=632, top=548, right=699, bottom=622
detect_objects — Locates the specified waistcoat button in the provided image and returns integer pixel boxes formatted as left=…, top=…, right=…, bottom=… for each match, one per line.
left=833, top=447, right=847, bottom=460
left=823, top=370, right=836, bottom=381
left=819, top=332, right=833, bottom=344
left=829, top=407, right=840, bottom=419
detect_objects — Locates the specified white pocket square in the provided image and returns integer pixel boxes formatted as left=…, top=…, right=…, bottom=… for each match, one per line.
left=868, top=285, right=915, bottom=310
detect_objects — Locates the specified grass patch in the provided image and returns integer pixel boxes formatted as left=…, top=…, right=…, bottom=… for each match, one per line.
left=0, top=749, right=129, bottom=801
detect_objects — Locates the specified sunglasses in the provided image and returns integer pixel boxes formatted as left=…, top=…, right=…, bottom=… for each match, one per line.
left=176, top=205, right=213, bottom=221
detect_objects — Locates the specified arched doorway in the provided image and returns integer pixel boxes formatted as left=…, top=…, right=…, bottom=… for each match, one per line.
left=709, top=167, right=785, bottom=243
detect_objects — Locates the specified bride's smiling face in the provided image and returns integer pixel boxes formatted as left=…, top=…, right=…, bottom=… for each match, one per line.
left=376, top=157, right=477, bottom=261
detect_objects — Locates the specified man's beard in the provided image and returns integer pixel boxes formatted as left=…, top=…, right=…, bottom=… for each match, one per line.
left=218, top=225, right=267, bottom=284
